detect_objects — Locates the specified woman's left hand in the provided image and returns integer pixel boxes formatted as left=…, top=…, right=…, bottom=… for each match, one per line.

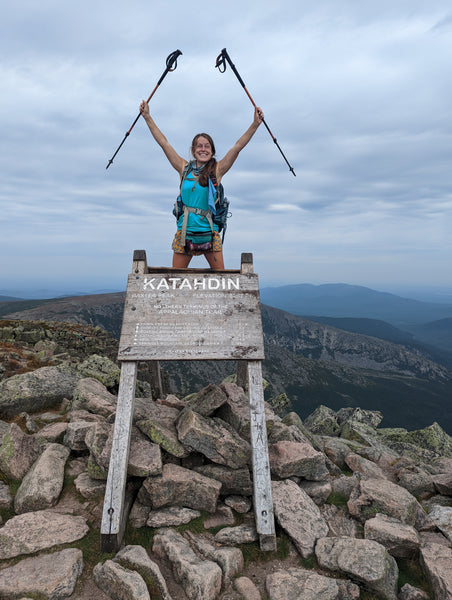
left=254, top=107, right=264, bottom=125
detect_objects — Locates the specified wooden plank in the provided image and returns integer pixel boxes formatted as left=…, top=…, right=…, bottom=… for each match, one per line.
left=101, top=361, right=138, bottom=552
left=248, top=360, right=276, bottom=551
left=117, top=271, right=265, bottom=361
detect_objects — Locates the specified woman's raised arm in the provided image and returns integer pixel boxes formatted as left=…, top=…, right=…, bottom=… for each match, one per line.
left=216, top=107, right=264, bottom=180
left=140, top=100, right=186, bottom=175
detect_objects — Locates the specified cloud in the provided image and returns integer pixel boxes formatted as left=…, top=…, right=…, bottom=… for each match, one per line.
left=0, top=0, right=451, bottom=296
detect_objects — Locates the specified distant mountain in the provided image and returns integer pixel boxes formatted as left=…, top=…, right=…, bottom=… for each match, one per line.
left=260, top=283, right=452, bottom=329
left=0, top=295, right=25, bottom=302
left=2, top=291, right=452, bottom=433
left=409, top=318, right=452, bottom=353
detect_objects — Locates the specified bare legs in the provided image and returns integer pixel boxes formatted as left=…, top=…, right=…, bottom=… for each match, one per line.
left=172, top=251, right=225, bottom=270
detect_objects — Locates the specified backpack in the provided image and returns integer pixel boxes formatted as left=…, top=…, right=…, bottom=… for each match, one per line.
left=173, top=162, right=230, bottom=245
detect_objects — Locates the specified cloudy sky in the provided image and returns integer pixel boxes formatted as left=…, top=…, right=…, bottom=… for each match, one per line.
left=1, top=0, right=452, bottom=298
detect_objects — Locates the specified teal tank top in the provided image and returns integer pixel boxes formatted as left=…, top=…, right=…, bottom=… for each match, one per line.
left=177, top=175, right=219, bottom=234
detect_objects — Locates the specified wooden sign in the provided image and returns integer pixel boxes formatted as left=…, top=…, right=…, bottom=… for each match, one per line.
left=118, top=271, right=265, bottom=361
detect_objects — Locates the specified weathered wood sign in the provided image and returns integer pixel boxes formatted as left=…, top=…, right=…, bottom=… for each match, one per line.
left=101, top=251, right=275, bottom=553
left=118, top=270, right=264, bottom=361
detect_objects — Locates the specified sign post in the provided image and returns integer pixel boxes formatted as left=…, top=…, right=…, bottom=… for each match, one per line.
left=101, top=250, right=275, bottom=552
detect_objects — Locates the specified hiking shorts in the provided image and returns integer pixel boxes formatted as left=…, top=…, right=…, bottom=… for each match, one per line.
left=172, top=230, right=222, bottom=256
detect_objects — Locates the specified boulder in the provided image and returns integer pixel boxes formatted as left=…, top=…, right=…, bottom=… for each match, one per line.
left=153, top=528, right=222, bottom=600
left=0, top=548, right=84, bottom=600
left=139, top=463, right=221, bottom=513
left=0, top=510, right=88, bottom=559
left=272, top=479, right=328, bottom=558
left=0, top=365, right=80, bottom=418
left=344, top=452, right=388, bottom=479
left=93, top=559, right=150, bottom=600
left=269, top=440, right=329, bottom=480
left=184, top=383, right=228, bottom=416
left=114, top=544, right=172, bottom=600
left=14, top=443, right=70, bottom=514
left=71, top=377, right=117, bottom=418
left=419, top=543, right=452, bottom=600
left=194, top=464, right=253, bottom=496
left=364, top=513, right=420, bottom=558
left=315, top=536, right=398, bottom=600
left=176, top=408, right=251, bottom=469
left=0, top=423, right=41, bottom=481
left=76, top=354, right=120, bottom=388
left=427, top=505, right=452, bottom=543
left=347, top=478, right=435, bottom=530
left=266, top=567, right=360, bottom=600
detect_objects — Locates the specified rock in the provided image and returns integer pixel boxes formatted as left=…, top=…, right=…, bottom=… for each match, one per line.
left=315, top=537, right=398, bottom=600
left=77, top=354, right=120, bottom=387
left=34, top=421, right=68, bottom=443
left=0, top=423, right=41, bottom=480
left=137, top=413, right=189, bottom=459
left=74, top=471, right=106, bottom=499
left=71, top=377, right=117, bottom=417
left=147, top=506, right=201, bottom=527
left=194, top=464, right=253, bottom=495
left=224, top=494, right=252, bottom=513
left=114, top=544, right=172, bottom=600
left=299, top=480, right=332, bottom=505
left=320, top=436, right=361, bottom=469
left=64, top=419, right=98, bottom=451
left=214, top=525, right=259, bottom=545
left=85, top=419, right=112, bottom=479
left=419, top=542, right=452, bottom=600
left=303, top=405, right=341, bottom=436
left=364, top=513, right=420, bottom=557
left=93, top=559, right=150, bottom=600
left=265, top=567, right=360, bottom=600
left=184, top=383, right=228, bottom=416
left=176, top=408, right=251, bottom=469
left=14, top=443, right=70, bottom=513
left=139, top=463, right=221, bottom=513
left=126, top=428, right=163, bottom=478
left=398, top=583, right=430, bottom=600
left=432, top=472, right=452, bottom=495
left=186, top=530, right=244, bottom=585
left=203, top=504, right=235, bottom=529
left=218, top=382, right=278, bottom=439
left=268, top=440, right=329, bottom=480
left=347, top=478, right=435, bottom=530
left=382, top=422, right=452, bottom=458
left=0, top=510, right=89, bottom=559
left=0, top=481, right=13, bottom=510
left=427, top=505, right=452, bottom=543
left=0, top=548, right=84, bottom=600
left=396, top=467, right=436, bottom=499
left=234, top=576, right=261, bottom=600
left=344, top=452, right=388, bottom=479
left=153, top=527, right=222, bottom=600
left=320, top=504, right=360, bottom=538
left=272, top=479, right=328, bottom=558
left=0, top=365, right=81, bottom=418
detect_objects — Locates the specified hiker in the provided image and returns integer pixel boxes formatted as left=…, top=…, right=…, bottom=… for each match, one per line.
left=139, top=100, right=264, bottom=269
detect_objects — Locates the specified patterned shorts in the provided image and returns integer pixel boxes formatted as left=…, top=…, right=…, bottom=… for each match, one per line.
left=172, top=230, right=223, bottom=256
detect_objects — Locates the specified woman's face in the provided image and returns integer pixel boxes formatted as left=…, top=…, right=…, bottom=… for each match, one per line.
left=193, top=136, right=213, bottom=164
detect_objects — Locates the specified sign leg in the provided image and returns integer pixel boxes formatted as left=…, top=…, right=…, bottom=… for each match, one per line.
left=101, top=361, right=138, bottom=552
left=247, top=360, right=276, bottom=551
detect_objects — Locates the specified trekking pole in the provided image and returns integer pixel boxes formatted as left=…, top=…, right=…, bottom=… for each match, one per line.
left=106, top=49, right=183, bottom=169
left=215, top=48, right=295, bottom=177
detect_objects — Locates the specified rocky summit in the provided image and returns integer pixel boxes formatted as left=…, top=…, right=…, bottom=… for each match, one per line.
left=0, top=324, right=452, bottom=599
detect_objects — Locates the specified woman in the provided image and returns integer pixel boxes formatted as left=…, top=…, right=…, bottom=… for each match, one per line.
left=139, top=100, right=264, bottom=269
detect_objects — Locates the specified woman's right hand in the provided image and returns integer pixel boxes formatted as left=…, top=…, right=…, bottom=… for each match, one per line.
left=140, top=100, right=150, bottom=119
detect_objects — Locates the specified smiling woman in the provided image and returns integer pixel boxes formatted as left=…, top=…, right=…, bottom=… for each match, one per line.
left=139, top=99, right=263, bottom=270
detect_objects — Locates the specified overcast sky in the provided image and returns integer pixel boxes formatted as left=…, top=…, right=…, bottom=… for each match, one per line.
left=1, top=0, right=452, bottom=298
